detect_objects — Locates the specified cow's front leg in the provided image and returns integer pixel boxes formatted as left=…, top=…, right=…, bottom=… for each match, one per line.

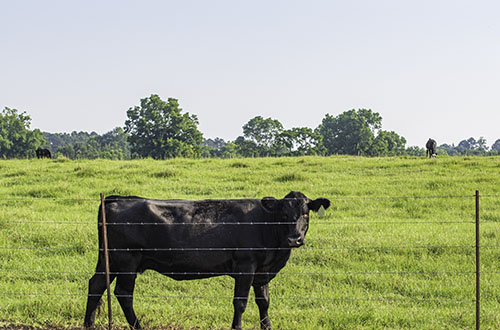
left=253, top=283, right=271, bottom=329
left=231, top=271, right=254, bottom=330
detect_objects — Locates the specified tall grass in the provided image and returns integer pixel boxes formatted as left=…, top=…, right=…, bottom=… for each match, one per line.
left=0, top=156, right=499, bottom=329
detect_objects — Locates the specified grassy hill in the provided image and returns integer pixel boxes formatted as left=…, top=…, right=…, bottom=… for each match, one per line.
left=0, top=156, right=499, bottom=329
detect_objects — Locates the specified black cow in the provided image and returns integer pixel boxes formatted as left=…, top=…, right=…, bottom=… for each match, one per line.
left=426, top=138, right=437, bottom=158
left=84, top=191, right=330, bottom=330
left=36, top=147, right=52, bottom=159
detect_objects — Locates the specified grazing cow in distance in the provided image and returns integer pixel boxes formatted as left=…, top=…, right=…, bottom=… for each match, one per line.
left=426, top=138, right=437, bottom=158
left=36, top=147, right=52, bottom=159
left=84, top=191, right=331, bottom=330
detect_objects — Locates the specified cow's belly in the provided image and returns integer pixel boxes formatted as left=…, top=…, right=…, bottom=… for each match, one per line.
left=139, top=251, right=233, bottom=280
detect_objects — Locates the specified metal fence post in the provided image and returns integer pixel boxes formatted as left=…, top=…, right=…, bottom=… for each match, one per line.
left=100, top=193, right=113, bottom=330
left=475, top=190, right=480, bottom=330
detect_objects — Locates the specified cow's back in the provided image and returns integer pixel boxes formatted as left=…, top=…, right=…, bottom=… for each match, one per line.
left=102, top=196, right=278, bottom=275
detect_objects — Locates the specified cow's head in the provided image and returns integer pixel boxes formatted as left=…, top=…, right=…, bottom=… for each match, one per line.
left=262, top=191, right=331, bottom=248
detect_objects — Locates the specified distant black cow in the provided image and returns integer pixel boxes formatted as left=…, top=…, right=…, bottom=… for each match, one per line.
left=84, top=191, right=331, bottom=330
left=426, top=138, right=437, bottom=158
left=36, top=147, right=52, bottom=159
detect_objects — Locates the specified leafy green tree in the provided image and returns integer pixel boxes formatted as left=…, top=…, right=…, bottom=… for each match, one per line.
left=201, top=144, right=217, bottom=158
left=435, top=137, right=490, bottom=156
left=234, top=136, right=260, bottom=157
left=124, top=95, right=203, bottom=159
left=436, top=144, right=457, bottom=156
left=0, top=107, right=45, bottom=158
left=98, top=127, right=131, bottom=159
left=242, top=116, right=284, bottom=156
left=237, top=117, right=327, bottom=157
left=491, top=139, right=500, bottom=155
left=456, top=137, right=488, bottom=155
left=276, top=127, right=324, bottom=156
left=369, top=130, right=407, bottom=156
left=368, top=134, right=389, bottom=156
left=44, top=131, right=96, bottom=157
left=56, top=143, right=76, bottom=159
left=457, top=137, right=475, bottom=152
left=406, top=146, right=426, bottom=156
left=219, top=142, right=238, bottom=158
left=46, top=128, right=131, bottom=160
left=317, top=109, right=382, bottom=155
left=202, top=138, right=227, bottom=157
left=201, top=138, right=238, bottom=158
left=476, top=137, right=488, bottom=153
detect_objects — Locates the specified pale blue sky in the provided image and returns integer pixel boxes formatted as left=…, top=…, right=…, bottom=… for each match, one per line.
left=1, top=0, right=499, bottom=147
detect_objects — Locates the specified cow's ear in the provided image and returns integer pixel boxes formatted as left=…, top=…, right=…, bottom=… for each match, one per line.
left=261, top=197, right=279, bottom=212
left=308, top=198, right=331, bottom=212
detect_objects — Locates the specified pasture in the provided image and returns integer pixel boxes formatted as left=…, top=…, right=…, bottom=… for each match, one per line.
left=0, top=156, right=499, bottom=329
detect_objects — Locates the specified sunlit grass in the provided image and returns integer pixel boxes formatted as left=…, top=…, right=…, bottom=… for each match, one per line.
left=0, top=156, right=499, bottom=329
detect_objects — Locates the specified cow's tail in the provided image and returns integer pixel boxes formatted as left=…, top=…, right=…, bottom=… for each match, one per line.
left=96, top=197, right=116, bottom=258
left=97, top=196, right=121, bottom=258
left=96, top=202, right=104, bottom=259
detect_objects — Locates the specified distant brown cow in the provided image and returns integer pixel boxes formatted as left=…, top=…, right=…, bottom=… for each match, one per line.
left=425, top=139, right=437, bottom=158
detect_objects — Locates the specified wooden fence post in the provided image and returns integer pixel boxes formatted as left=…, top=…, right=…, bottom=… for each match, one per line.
left=475, top=190, right=480, bottom=330
left=101, top=193, right=113, bottom=330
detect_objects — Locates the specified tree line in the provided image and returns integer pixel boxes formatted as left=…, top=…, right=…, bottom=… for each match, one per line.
left=1, top=95, right=500, bottom=159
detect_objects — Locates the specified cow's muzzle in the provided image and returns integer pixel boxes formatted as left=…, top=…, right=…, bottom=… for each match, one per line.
left=287, top=236, right=304, bottom=247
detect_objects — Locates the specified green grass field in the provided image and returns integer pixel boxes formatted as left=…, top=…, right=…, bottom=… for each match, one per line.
left=1, top=156, right=499, bottom=329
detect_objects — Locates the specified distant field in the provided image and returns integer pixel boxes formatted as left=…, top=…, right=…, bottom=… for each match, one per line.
left=0, top=156, right=499, bottom=329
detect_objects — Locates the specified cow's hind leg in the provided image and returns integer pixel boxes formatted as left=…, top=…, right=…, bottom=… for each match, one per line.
left=84, top=270, right=116, bottom=328
left=253, top=283, right=271, bottom=330
left=115, top=273, right=141, bottom=329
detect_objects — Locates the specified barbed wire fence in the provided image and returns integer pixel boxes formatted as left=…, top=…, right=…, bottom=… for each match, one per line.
left=0, top=192, right=498, bottom=329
